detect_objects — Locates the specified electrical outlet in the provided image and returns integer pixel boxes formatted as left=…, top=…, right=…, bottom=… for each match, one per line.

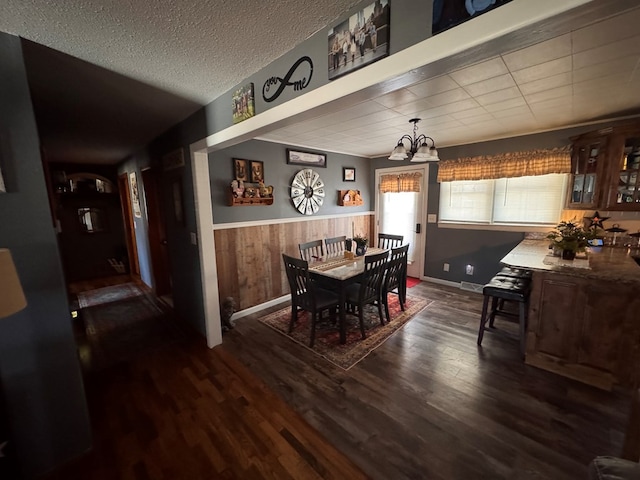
left=466, top=265, right=474, bottom=275
left=190, top=232, right=197, bottom=245
left=443, top=263, right=449, bottom=272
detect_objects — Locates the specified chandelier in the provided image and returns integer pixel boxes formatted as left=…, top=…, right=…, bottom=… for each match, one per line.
left=388, top=118, right=439, bottom=162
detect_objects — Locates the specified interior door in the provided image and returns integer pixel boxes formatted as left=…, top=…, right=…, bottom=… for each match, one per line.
left=117, top=173, right=140, bottom=278
left=375, top=166, right=428, bottom=279
left=141, top=168, right=172, bottom=296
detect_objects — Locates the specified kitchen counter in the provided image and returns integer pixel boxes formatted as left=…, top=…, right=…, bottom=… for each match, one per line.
left=501, top=239, right=640, bottom=285
left=503, top=240, right=640, bottom=390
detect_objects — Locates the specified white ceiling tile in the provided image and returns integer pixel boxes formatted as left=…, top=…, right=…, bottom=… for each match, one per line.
left=475, top=86, right=522, bottom=106
left=502, top=34, right=571, bottom=71
left=572, top=74, right=626, bottom=96
left=524, top=85, right=573, bottom=105
left=572, top=8, right=640, bottom=53
left=422, top=98, right=482, bottom=117
left=391, top=98, right=432, bottom=116
left=573, top=36, right=640, bottom=71
left=406, top=75, right=459, bottom=97
left=424, top=88, right=471, bottom=107
left=483, top=97, right=527, bottom=112
left=373, top=88, right=421, bottom=109
left=459, top=113, right=496, bottom=125
left=517, top=72, right=572, bottom=96
left=448, top=58, right=509, bottom=86
left=573, top=56, right=636, bottom=84
left=450, top=106, right=488, bottom=120
left=490, top=105, right=532, bottom=119
left=511, top=56, right=572, bottom=85
left=528, top=96, right=573, bottom=112
left=462, top=73, right=516, bottom=97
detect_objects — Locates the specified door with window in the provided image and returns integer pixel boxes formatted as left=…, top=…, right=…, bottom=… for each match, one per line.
left=375, top=166, right=427, bottom=279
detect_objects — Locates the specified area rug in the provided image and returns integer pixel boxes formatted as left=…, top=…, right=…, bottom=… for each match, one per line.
left=80, top=293, right=185, bottom=371
left=77, top=282, right=143, bottom=308
left=407, top=277, right=421, bottom=288
left=259, top=294, right=432, bottom=370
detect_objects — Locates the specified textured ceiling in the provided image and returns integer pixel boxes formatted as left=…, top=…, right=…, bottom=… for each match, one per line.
left=1, top=0, right=360, bottom=103
left=2, top=0, right=640, bottom=165
left=0, top=0, right=360, bottom=164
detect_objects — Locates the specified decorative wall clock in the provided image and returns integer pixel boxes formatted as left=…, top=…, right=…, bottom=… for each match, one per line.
left=290, top=169, right=325, bottom=215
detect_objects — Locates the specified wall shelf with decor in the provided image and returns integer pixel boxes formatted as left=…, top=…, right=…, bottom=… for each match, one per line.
left=228, top=188, right=273, bottom=206
left=338, top=189, right=363, bottom=207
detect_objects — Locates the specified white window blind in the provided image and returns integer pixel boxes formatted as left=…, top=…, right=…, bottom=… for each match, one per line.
left=439, top=173, right=567, bottom=226
left=439, top=179, right=493, bottom=223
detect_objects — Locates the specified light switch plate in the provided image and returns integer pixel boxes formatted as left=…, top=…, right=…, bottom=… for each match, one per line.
left=427, top=214, right=437, bottom=223
left=190, top=232, right=197, bottom=245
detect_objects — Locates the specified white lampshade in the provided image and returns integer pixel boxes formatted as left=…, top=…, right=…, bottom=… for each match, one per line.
left=388, top=144, right=408, bottom=160
left=0, top=248, right=27, bottom=318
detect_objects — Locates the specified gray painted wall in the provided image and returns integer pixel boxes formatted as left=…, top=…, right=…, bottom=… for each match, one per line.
left=210, top=140, right=371, bottom=223
left=372, top=121, right=629, bottom=285
left=0, top=33, right=90, bottom=478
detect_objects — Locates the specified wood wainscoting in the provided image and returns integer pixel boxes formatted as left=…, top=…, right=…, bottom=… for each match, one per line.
left=214, top=214, right=373, bottom=311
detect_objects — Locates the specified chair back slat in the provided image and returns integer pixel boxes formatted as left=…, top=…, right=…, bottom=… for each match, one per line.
left=299, top=240, right=324, bottom=261
left=357, top=251, right=389, bottom=304
left=282, top=253, right=315, bottom=310
left=378, top=233, right=403, bottom=249
left=325, top=236, right=347, bottom=255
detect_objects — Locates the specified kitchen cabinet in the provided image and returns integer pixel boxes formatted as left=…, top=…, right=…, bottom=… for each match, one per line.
left=569, top=121, right=640, bottom=211
left=567, top=133, right=608, bottom=209
left=525, top=271, right=640, bottom=390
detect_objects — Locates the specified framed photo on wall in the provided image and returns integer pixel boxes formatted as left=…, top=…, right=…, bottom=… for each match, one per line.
left=343, top=167, right=356, bottom=182
left=286, top=149, right=327, bottom=168
left=233, top=158, right=249, bottom=181
left=232, top=82, right=255, bottom=124
left=250, top=160, right=264, bottom=183
left=129, top=171, right=142, bottom=218
left=327, top=0, right=390, bottom=80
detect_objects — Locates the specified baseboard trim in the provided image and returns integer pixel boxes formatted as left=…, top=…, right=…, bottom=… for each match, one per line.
left=422, top=276, right=460, bottom=288
left=231, top=294, right=290, bottom=321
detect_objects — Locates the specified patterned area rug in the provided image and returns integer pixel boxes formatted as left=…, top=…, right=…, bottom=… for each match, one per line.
left=258, top=294, right=431, bottom=370
left=77, top=282, right=143, bottom=308
left=407, top=277, right=421, bottom=288
left=80, top=293, right=185, bottom=371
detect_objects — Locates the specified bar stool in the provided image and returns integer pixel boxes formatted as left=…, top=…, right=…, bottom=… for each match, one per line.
left=477, top=274, right=531, bottom=357
left=495, top=266, right=532, bottom=280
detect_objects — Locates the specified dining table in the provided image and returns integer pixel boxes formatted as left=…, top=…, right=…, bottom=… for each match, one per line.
left=308, top=247, right=387, bottom=344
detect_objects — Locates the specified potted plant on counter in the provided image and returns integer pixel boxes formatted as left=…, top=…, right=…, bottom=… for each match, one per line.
left=546, top=219, right=595, bottom=260
left=353, top=234, right=368, bottom=257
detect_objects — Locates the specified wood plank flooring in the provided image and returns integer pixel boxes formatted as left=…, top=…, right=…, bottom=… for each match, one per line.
left=46, top=279, right=630, bottom=479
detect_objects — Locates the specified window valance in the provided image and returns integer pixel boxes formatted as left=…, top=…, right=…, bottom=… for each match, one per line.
left=379, top=172, right=422, bottom=193
left=436, top=146, right=572, bottom=182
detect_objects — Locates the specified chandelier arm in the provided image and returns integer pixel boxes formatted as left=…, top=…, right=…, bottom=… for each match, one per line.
left=396, top=134, right=414, bottom=147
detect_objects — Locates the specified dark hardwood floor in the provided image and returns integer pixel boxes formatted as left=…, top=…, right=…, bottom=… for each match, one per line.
left=46, top=278, right=629, bottom=479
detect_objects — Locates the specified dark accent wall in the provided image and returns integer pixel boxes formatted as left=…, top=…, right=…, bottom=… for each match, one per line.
left=371, top=122, right=628, bottom=285
left=0, top=33, right=90, bottom=478
left=210, top=140, right=372, bottom=224
left=120, top=109, right=209, bottom=336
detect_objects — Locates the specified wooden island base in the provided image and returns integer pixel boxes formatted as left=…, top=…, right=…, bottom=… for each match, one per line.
left=502, top=240, right=640, bottom=390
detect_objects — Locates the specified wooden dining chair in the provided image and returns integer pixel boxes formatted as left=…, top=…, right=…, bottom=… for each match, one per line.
left=299, top=240, right=324, bottom=261
left=345, top=250, right=389, bottom=338
left=282, top=254, right=340, bottom=347
left=325, top=235, right=347, bottom=256
left=378, top=233, right=403, bottom=250
left=381, top=244, right=409, bottom=323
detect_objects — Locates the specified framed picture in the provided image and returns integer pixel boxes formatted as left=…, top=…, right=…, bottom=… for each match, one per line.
left=172, top=179, right=184, bottom=225
left=250, top=160, right=264, bottom=183
left=328, top=0, right=390, bottom=80
left=162, top=147, right=185, bottom=171
left=233, top=158, right=249, bottom=181
left=432, top=0, right=513, bottom=36
left=343, top=167, right=356, bottom=182
left=129, top=171, right=142, bottom=218
left=286, top=149, right=327, bottom=168
left=232, top=82, right=255, bottom=124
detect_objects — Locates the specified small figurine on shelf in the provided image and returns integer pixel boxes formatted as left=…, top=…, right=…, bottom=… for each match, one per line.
left=244, top=187, right=257, bottom=198
left=231, top=179, right=245, bottom=198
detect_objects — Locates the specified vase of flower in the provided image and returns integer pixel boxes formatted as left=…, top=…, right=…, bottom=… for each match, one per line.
left=353, top=234, right=368, bottom=256
left=547, top=219, right=594, bottom=261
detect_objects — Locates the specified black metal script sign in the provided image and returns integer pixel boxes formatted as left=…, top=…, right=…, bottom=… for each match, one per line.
left=262, top=56, right=313, bottom=103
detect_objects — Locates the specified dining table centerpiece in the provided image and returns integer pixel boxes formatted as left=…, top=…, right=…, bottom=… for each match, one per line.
left=353, top=234, right=368, bottom=256
left=546, top=219, right=595, bottom=260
